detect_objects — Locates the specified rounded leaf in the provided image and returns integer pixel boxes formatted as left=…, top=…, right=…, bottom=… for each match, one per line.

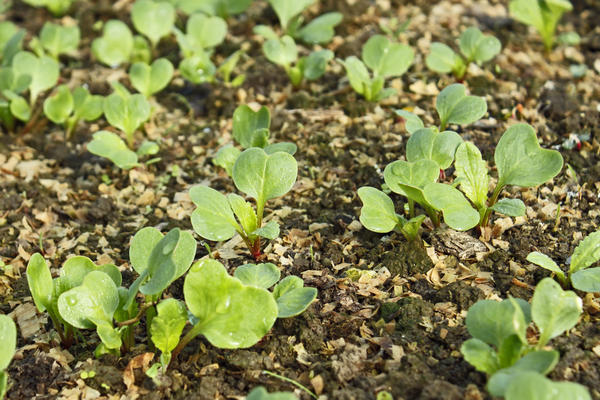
left=465, top=299, right=528, bottom=348
left=233, top=105, right=271, bottom=149
left=43, top=84, right=74, bottom=124
left=436, top=83, right=487, bottom=129
left=383, top=159, right=439, bottom=203
left=423, top=183, right=480, bottom=231
left=362, top=35, right=414, bottom=78
left=190, top=185, right=240, bottom=241
left=91, top=20, right=133, bottom=67
left=406, top=128, right=463, bottom=169
left=87, top=130, right=138, bottom=169
left=357, top=186, right=400, bottom=233
left=0, top=315, right=16, bottom=371
left=234, top=263, right=281, bottom=289
left=131, top=0, right=175, bottom=46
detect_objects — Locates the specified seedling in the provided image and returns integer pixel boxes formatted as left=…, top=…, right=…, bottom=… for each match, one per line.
left=169, top=0, right=252, bottom=17
left=0, top=68, right=31, bottom=131
left=149, top=298, right=187, bottom=372
left=11, top=51, right=59, bottom=105
left=21, top=0, right=74, bottom=15
left=264, top=0, right=342, bottom=44
left=426, top=27, right=501, bottom=79
left=87, top=131, right=154, bottom=170
left=103, top=85, right=151, bottom=148
left=502, top=371, right=590, bottom=400
left=92, top=20, right=134, bottom=67
left=259, top=34, right=333, bottom=87
left=191, top=147, right=297, bottom=259
left=396, top=84, right=487, bottom=132
left=39, top=22, right=80, bottom=59
left=43, top=85, right=104, bottom=138
left=131, top=0, right=176, bottom=49
left=339, top=35, right=414, bottom=101
left=0, top=314, right=16, bottom=400
left=461, top=278, right=585, bottom=398
left=129, top=58, right=174, bottom=98
left=213, top=105, right=297, bottom=175
left=247, top=386, right=298, bottom=400
left=422, top=123, right=563, bottom=230
left=509, top=0, right=573, bottom=51
left=527, top=230, right=600, bottom=293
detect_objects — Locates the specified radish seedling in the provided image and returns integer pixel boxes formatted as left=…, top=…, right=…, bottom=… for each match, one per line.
left=43, top=85, right=103, bottom=138
left=509, top=0, right=573, bottom=51
left=39, top=22, right=80, bottom=60
left=129, top=58, right=174, bottom=98
left=131, top=0, right=175, bottom=49
left=11, top=51, right=59, bottom=106
left=0, top=68, right=31, bottom=131
left=21, top=0, right=74, bottom=16
left=0, top=314, right=16, bottom=400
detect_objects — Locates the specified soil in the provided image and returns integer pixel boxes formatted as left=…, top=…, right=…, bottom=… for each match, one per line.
left=2, top=0, right=600, bottom=399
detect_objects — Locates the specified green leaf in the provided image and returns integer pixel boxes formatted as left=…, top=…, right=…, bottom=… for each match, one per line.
left=273, top=275, right=317, bottom=318
left=495, top=124, right=564, bottom=189
left=527, top=252, right=566, bottom=281
left=72, top=87, right=103, bottom=121
left=44, top=84, right=74, bottom=124
left=426, top=42, right=465, bottom=76
left=232, top=148, right=298, bottom=208
left=400, top=215, right=426, bottom=241
left=509, top=0, right=573, bottom=51
left=253, top=25, right=279, bottom=41
left=61, top=256, right=122, bottom=288
left=91, top=20, right=133, bottom=67
left=227, top=193, right=257, bottom=235
left=0, top=314, right=16, bottom=371
left=132, top=35, right=151, bottom=64
left=234, top=263, right=281, bottom=289
left=0, top=21, right=18, bottom=54
left=465, top=299, right=528, bottom=348
left=454, top=141, right=489, bottom=209
left=9, top=95, right=31, bottom=121
left=383, top=159, right=439, bottom=204
left=184, top=259, right=278, bottom=348
left=297, top=12, right=342, bottom=44
left=87, top=130, right=139, bottom=169
left=490, top=198, right=526, bottom=217
left=103, top=93, right=151, bottom=140
left=129, top=58, right=174, bottom=98
left=185, top=13, right=227, bottom=52
left=213, top=145, right=241, bottom=176
left=190, top=185, right=241, bottom=241
left=12, top=51, right=59, bottom=104
left=129, top=226, right=163, bottom=275
left=339, top=56, right=372, bottom=99
left=532, top=278, right=582, bottom=347
left=394, top=109, right=424, bottom=134
left=151, top=298, right=187, bottom=354
left=459, top=27, right=501, bottom=64
left=131, top=0, right=175, bottom=47
left=252, top=220, right=280, bottom=240
left=436, top=83, right=487, bottom=130
left=264, top=142, right=297, bottom=155
left=26, top=253, right=54, bottom=313
left=406, top=128, right=463, bottom=170
left=136, top=140, right=159, bottom=157
left=233, top=104, right=271, bottom=149
left=301, top=49, right=333, bottom=81
left=497, top=334, right=525, bottom=368
left=572, top=268, right=600, bottom=293
left=179, top=53, right=216, bottom=84
left=57, top=270, right=120, bottom=330
left=39, top=22, right=80, bottom=59
left=423, top=183, right=480, bottom=230
left=247, top=386, right=298, bottom=400
left=570, top=230, right=600, bottom=273
left=268, top=0, right=314, bottom=31
left=503, top=371, right=590, bottom=400
left=362, top=34, right=414, bottom=78
left=357, top=186, right=401, bottom=233
left=460, top=338, right=499, bottom=374
left=263, top=35, right=297, bottom=67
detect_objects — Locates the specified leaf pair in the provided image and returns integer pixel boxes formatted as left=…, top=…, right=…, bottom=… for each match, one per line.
left=340, top=35, right=414, bottom=101
left=11, top=51, right=60, bottom=105
left=43, top=85, right=103, bottom=138
left=129, top=58, right=174, bottom=98
left=131, top=0, right=176, bottom=48
left=509, top=0, right=573, bottom=51
left=39, top=22, right=80, bottom=59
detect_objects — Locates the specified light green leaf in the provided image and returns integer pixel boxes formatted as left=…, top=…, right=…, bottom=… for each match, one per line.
left=247, top=386, right=298, bottom=400
left=436, top=83, right=487, bottom=130
left=39, top=22, right=80, bottom=59
left=357, top=186, right=401, bottom=233
left=297, top=12, right=342, bottom=44
left=61, top=255, right=122, bottom=288
left=273, top=275, right=317, bottom=318
left=570, top=230, right=600, bottom=273
left=151, top=298, right=187, bottom=353
left=87, top=130, right=139, bottom=169
left=301, top=49, right=333, bottom=80
left=383, top=159, right=439, bottom=204
left=253, top=25, right=279, bottom=41
left=495, top=124, right=564, bottom=189
left=490, top=198, right=526, bottom=217
left=185, top=13, right=227, bottom=51
left=460, top=338, right=499, bottom=374
left=184, top=259, right=278, bottom=348
left=532, top=278, right=582, bottom=347
left=190, top=185, right=241, bottom=241
left=72, top=87, right=103, bottom=121
left=268, top=0, right=315, bottom=31
left=26, top=253, right=53, bottom=313
left=44, top=84, right=74, bottom=124
left=103, top=93, right=151, bottom=140
left=362, top=34, right=414, bottom=78
left=213, top=145, right=241, bottom=176
left=233, top=104, right=270, bottom=149
left=252, top=220, right=280, bottom=239
left=406, top=128, right=463, bottom=169
left=572, top=268, right=600, bottom=293
left=179, top=53, right=216, bottom=84
left=509, top=0, right=573, bottom=50
left=136, top=140, right=159, bottom=157
left=234, top=263, right=281, bottom=289
left=459, top=27, right=501, bottom=64
left=232, top=148, right=298, bottom=206
left=504, top=371, right=589, bottom=400
left=129, top=226, right=163, bottom=275
left=339, top=56, right=371, bottom=98
left=394, top=109, right=424, bottom=134
left=465, top=299, right=528, bottom=348
left=426, top=42, right=465, bottom=76
left=227, top=193, right=257, bottom=235
left=12, top=51, right=59, bottom=104
left=129, top=58, right=174, bottom=98
left=527, top=252, right=565, bottom=280
left=454, top=141, right=489, bottom=209
left=264, top=142, right=297, bottom=155
left=0, top=315, right=16, bottom=371
left=131, top=0, right=175, bottom=46
left=91, top=20, right=133, bottom=67
left=9, top=95, right=31, bottom=121
left=263, top=35, right=297, bottom=67
left=423, top=183, right=480, bottom=230
left=57, top=270, right=120, bottom=330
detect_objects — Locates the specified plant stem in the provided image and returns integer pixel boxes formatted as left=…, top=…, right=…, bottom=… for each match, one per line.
left=408, top=199, right=415, bottom=219
left=262, top=370, right=318, bottom=399
left=117, top=302, right=153, bottom=327
left=425, top=206, right=440, bottom=228
left=171, top=323, right=204, bottom=362
left=481, top=183, right=504, bottom=227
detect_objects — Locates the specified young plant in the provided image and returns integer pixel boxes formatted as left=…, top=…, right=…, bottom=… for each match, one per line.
left=87, top=130, right=159, bottom=170
left=92, top=20, right=134, bottom=67
left=39, top=22, right=80, bottom=59
left=339, top=35, right=414, bottom=101
left=11, top=51, right=59, bottom=106
left=168, top=0, right=252, bottom=18
left=264, top=0, right=342, bottom=44
left=509, top=0, right=573, bottom=51
left=131, top=0, right=176, bottom=49
left=191, top=147, right=297, bottom=259
left=149, top=298, right=187, bottom=373
left=0, top=314, right=16, bottom=400
left=0, top=68, right=31, bottom=131
left=129, top=58, right=174, bottom=98
left=527, top=230, right=600, bottom=293
left=461, top=278, right=587, bottom=399
left=396, top=83, right=487, bottom=132
left=43, top=85, right=104, bottom=138
left=426, top=27, right=501, bottom=79
left=21, top=0, right=74, bottom=16
left=103, top=85, right=151, bottom=148
left=422, top=123, right=563, bottom=230
left=0, top=21, right=24, bottom=66
left=213, top=104, right=297, bottom=175
left=259, top=33, right=333, bottom=87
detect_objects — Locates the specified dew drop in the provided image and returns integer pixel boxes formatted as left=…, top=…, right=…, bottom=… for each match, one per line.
left=67, top=297, right=78, bottom=306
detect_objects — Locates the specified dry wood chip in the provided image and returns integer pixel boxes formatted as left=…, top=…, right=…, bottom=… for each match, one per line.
left=48, top=347, right=74, bottom=371
left=293, top=343, right=312, bottom=366
left=10, top=302, right=42, bottom=339
left=123, top=352, right=155, bottom=394
left=310, top=375, right=324, bottom=395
